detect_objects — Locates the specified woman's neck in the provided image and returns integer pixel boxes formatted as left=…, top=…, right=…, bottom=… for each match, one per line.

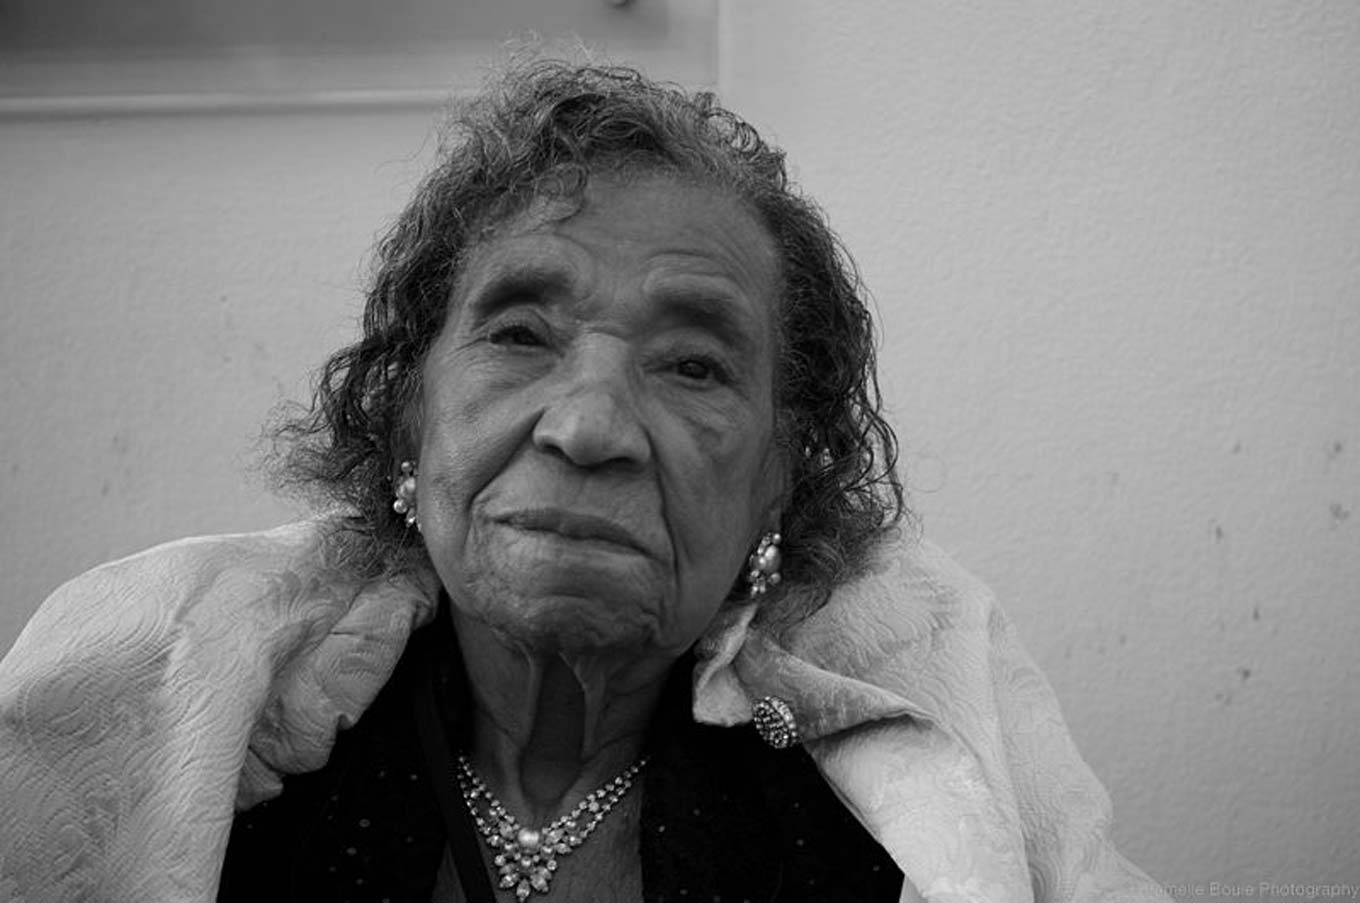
left=451, top=609, right=673, bottom=826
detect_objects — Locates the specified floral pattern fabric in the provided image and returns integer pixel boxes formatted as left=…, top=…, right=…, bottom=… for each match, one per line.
left=0, top=520, right=1166, bottom=903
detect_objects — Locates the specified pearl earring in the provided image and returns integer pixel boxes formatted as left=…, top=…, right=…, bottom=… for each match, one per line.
left=392, top=461, right=419, bottom=531
left=746, top=531, right=782, bottom=598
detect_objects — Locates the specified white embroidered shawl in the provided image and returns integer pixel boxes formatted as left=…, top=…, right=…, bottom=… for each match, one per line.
left=0, top=520, right=1167, bottom=903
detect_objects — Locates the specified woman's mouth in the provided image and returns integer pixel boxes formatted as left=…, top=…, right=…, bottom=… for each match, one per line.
left=497, top=508, right=651, bottom=556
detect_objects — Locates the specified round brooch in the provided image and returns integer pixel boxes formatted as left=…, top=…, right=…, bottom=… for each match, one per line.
left=752, top=695, right=800, bottom=749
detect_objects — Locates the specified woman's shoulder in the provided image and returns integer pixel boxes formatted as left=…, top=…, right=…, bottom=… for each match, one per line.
left=0, top=518, right=440, bottom=903
left=834, top=528, right=1003, bottom=630
left=3, top=516, right=439, bottom=677
left=5, top=520, right=332, bottom=665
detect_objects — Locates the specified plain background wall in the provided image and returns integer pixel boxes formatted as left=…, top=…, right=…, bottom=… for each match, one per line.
left=2, top=0, right=1357, bottom=890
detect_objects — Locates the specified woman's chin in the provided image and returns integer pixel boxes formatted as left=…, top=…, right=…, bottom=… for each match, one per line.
left=449, top=562, right=667, bottom=657
left=485, top=597, right=660, bottom=657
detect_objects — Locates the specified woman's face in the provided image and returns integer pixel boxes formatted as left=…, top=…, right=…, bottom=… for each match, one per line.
left=415, top=174, right=785, bottom=660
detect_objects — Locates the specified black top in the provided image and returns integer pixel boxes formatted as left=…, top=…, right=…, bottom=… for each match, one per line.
left=219, top=602, right=903, bottom=903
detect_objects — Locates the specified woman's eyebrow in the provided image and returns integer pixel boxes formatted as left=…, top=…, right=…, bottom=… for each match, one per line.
left=459, top=261, right=575, bottom=318
left=650, top=286, right=764, bottom=356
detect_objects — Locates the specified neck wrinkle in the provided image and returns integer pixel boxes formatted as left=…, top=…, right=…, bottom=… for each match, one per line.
left=451, top=608, right=672, bottom=825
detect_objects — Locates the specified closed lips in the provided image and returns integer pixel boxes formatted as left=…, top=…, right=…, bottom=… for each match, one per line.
left=499, top=509, right=650, bottom=555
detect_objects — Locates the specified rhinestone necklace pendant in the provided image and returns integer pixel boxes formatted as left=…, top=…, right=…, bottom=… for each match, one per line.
left=455, top=754, right=648, bottom=900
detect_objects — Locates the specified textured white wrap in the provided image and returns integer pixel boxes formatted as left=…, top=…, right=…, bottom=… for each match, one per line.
left=694, top=534, right=1167, bottom=903
left=0, top=521, right=1165, bottom=903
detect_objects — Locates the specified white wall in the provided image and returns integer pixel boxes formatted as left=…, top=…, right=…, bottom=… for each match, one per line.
left=0, top=107, right=437, bottom=604
left=2, top=0, right=1357, bottom=890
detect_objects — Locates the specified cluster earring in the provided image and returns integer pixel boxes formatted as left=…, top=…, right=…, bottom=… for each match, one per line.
left=745, top=531, right=782, bottom=598
left=392, top=460, right=419, bottom=531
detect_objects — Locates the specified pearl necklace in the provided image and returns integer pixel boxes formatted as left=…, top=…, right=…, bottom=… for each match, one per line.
left=454, top=753, right=649, bottom=901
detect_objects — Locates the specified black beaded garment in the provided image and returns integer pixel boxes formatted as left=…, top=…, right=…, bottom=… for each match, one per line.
left=219, top=602, right=904, bottom=903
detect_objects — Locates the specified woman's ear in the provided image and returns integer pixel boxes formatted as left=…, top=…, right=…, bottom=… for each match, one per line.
left=392, top=374, right=425, bottom=464
left=760, top=439, right=792, bottom=524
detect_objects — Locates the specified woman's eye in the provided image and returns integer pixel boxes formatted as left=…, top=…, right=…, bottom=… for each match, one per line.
left=674, top=357, right=720, bottom=382
left=488, top=323, right=544, bottom=347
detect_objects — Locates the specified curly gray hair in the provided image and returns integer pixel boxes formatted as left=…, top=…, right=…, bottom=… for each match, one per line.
left=274, top=58, right=908, bottom=609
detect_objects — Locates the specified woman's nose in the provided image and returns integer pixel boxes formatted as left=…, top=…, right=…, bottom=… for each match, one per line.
left=531, top=350, right=652, bottom=469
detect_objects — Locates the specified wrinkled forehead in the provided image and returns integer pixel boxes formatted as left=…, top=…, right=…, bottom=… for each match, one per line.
left=451, top=169, right=783, bottom=326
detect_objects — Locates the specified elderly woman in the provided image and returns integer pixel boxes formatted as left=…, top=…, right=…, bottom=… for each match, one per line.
left=0, top=62, right=1166, bottom=903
